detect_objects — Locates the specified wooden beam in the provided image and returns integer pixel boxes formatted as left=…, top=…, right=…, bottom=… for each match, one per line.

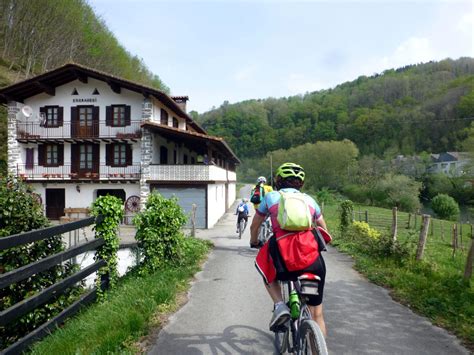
left=107, top=80, right=121, bottom=94
left=0, top=93, right=23, bottom=103
left=2, top=282, right=105, bottom=355
left=0, top=238, right=104, bottom=289
left=72, top=69, right=88, bottom=83
left=35, top=81, right=55, bottom=96
left=0, top=216, right=99, bottom=250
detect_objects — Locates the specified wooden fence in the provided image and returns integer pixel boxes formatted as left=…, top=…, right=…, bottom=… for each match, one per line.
left=353, top=209, right=472, bottom=249
left=353, top=208, right=474, bottom=279
left=0, top=216, right=107, bottom=354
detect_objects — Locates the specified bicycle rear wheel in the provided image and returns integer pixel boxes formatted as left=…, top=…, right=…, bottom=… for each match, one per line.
left=238, top=219, right=244, bottom=239
left=299, top=319, right=328, bottom=355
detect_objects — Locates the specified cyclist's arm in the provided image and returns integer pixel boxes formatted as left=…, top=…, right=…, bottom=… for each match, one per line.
left=316, top=215, right=328, bottom=231
left=250, top=212, right=265, bottom=245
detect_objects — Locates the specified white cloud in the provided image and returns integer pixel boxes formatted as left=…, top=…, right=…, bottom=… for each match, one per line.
left=233, top=65, right=258, bottom=82
left=287, top=74, right=327, bottom=94
left=456, top=13, right=474, bottom=35
left=381, top=37, right=437, bottom=69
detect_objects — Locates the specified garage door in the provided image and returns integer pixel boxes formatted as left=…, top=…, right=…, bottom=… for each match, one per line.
left=151, top=186, right=206, bottom=228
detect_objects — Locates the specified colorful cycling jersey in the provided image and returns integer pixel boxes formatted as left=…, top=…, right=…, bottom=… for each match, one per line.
left=256, top=188, right=322, bottom=238
left=236, top=202, right=249, bottom=215
left=252, top=184, right=274, bottom=209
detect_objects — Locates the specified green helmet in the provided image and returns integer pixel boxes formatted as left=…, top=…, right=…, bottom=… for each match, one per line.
left=275, top=162, right=305, bottom=181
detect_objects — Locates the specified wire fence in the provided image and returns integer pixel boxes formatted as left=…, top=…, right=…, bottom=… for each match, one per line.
left=353, top=209, right=473, bottom=252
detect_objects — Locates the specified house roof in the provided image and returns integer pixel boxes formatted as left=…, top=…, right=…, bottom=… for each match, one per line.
left=0, top=62, right=206, bottom=134
left=142, top=121, right=240, bottom=164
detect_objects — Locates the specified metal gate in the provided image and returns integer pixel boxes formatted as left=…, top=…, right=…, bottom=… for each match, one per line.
left=151, top=186, right=207, bottom=228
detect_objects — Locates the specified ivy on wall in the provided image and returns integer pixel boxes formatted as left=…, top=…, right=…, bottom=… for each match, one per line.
left=91, top=195, right=124, bottom=292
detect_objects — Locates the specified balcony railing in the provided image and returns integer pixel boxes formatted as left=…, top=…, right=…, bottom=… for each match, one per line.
left=16, top=121, right=142, bottom=140
left=149, top=164, right=236, bottom=182
left=16, top=164, right=141, bottom=180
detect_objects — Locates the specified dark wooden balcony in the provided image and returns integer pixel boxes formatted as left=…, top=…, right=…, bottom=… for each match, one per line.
left=16, top=121, right=142, bottom=142
left=16, top=164, right=141, bottom=181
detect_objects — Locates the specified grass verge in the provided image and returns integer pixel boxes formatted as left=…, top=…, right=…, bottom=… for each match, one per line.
left=321, top=202, right=474, bottom=350
left=29, top=237, right=212, bottom=354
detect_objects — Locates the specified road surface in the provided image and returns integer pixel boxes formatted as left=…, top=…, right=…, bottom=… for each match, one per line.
left=149, top=187, right=469, bottom=354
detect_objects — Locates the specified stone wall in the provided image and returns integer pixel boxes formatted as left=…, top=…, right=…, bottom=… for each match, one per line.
left=7, top=102, right=19, bottom=175
left=140, top=98, right=153, bottom=208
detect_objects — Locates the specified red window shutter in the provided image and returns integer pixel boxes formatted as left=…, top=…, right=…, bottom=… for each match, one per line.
left=26, top=148, right=34, bottom=169
left=126, top=144, right=132, bottom=166
left=71, top=107, right=78, bottom=137
left=58, top=144, right=64, bottom=165
left=125, top=105, right=131, bottom=126
left=58, top=107, right=63, bottom=126
left=93, top=144, right=100, bottom=171
left=106, top=106, right=112, bottom=126
left=161, top=109, right=168, bottom=125
left=106, top=144, right=112, bottom=165
left=71, top=144, right=78, bottom=173
left=93, top=106, right=100, bottom=120
left=71, top=107, right=78, bottom=123
left=38, top=145, right=45, bottom=166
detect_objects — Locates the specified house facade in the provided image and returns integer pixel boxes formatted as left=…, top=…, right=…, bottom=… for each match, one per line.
left=0, top=63, right=239, bottom=228
left=427, top=152, right=471, bottom=177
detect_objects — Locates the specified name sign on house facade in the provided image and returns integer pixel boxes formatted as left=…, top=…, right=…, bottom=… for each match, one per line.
left=72, top=98, right=97, bottom=103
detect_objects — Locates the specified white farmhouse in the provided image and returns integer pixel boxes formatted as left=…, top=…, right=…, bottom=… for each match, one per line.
left=0, top=63, right=239, bottom=228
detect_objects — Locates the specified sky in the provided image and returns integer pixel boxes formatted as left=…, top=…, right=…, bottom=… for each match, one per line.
left=89, top=0, right=473, bottom=113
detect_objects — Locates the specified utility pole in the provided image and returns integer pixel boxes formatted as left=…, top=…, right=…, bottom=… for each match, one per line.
left=270, top=154, right=273, bottom=187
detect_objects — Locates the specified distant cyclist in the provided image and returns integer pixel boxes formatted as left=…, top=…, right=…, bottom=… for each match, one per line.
left=250, top=176, right=273, bottom=210
left=235, top=198, right=250, bottom=233
left=250, top=162, right=331, bottom=336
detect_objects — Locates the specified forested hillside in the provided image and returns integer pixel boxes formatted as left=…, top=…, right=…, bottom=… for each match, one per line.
left=198, top=58, right=474, bottom=160
left=0, top=0, right=169, bottom=170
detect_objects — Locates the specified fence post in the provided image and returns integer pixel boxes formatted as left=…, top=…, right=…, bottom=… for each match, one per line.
left=440, top=221, right=444, bottom=241
left=407, top=213, right=411, bottom=229
left=452, top=224, right=458, bottom=257
left=460, top=222, right=463, bottom=250
left=464, top=237, right=474, bottom=280
left=391, top=207, right=398, bottom=242
left=416, top=214, right=430, bottom=261
left=365, top=210, right=368, bottom=223
left=191, top=203, right=197, bottom=237
left=431, top=219, right=434, bottom=236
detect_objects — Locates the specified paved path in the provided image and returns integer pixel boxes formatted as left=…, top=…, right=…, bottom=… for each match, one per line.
left=149, top=190, right=469, bottom=354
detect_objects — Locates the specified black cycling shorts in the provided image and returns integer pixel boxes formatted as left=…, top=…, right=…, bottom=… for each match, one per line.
left=268, top=236, right=326, bottom=306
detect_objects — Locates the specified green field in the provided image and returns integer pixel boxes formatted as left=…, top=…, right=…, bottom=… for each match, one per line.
left=321, top=202, right=474, bottom=350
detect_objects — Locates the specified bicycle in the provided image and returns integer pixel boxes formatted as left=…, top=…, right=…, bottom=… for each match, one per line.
left=274, top=273, right=328, bottom=355
left=237, top=215, right=248, bottom=239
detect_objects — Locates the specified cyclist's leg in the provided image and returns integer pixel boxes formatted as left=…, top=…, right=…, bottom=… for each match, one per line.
left=309, top=304, right=326, bottom=337
left=265, top=280, right=283, bottom=303
left=305, top=255, right=327, bottom=336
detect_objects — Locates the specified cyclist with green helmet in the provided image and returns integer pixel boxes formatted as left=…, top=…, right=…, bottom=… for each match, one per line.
left=250, top=162, right=330, bottom=336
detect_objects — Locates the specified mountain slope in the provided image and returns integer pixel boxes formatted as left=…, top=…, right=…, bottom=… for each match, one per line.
left=198, top=58, right=474, bottom=160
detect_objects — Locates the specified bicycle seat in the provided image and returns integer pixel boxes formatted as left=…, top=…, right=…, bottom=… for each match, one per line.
left=297, top=273, right=320, bottom=296
left=298, top=273, right=321, bottom=281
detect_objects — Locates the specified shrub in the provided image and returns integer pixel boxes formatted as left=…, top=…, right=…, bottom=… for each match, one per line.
left=91, top=195, right=124, bottom=290
left=343, top=221, right=412, bottom=261
left=338, top=200, right=354, bottom=234
left=431, top=194, right=460, bottom=221
left=0, top=175, right=79, bottom=349
left=134, top=192, right=187, bottom=273
left=373, top=174, right=421, bottom=212
left=352, top=221, right=381, bottom=240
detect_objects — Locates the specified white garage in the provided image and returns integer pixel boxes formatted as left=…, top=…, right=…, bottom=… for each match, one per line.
left=151, top=185, right=207, bottom=228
